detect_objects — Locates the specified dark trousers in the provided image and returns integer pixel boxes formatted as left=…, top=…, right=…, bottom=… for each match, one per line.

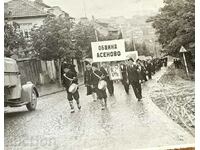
left=94, top=87, right=107, bottom=100
left=121, top=80, right=129, bottom=94
left=66, top=90, right=79, bottom=101
left=130, top=81, right=142, bottom=99
left=86, top=85, right=94, bottom=95
left=164, top=62, right=167, bottom=67
left=147, top=71, right=152, bottom=79
left=142, top=73, right=147, bottom=81
left=66, top=90, right=80, bottom=110
left=107, top=80, right=114, bottom=95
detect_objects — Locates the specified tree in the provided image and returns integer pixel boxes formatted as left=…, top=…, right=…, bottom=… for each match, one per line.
left=30, top=15, right=73, bottom=60
left=30, top=15, right=73, bottom=84
left=72, top=21, right=123, bottom=58
left=125, top=40, right=152, bottom=56
left=71, top=22, right=96, bottom=58
left=125, top=40, right=136, bottom=52
left=4, top=21, right=26, bottom=57
left=138, top=42, right=152, bottom=56
left=147, top=0, right=195, bottom=59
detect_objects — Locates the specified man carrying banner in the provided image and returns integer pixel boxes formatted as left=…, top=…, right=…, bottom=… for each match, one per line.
left=100, top=62, right=114, bottom=96
left=127, top=58, right=142, bottom=101
left=84, top=61, right=97, bottom=101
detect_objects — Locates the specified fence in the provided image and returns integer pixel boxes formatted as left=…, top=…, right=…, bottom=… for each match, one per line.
left=17, top=58, right=83, bottom=85
left=17, top=58, right=42, bottom=85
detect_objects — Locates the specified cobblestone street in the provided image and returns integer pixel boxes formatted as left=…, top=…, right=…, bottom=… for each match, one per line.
left=4, top=67, right=194, bottom=150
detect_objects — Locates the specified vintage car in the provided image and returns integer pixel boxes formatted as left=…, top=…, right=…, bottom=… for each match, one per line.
left=4, top=57, right=39, bottom=111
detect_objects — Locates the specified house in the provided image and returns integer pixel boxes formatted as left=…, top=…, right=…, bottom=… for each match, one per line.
left=94, top=20, right=120, bottom=38
left=4, top=0, right=75, bottom=83
left=4, top=0, right=70, bottom=38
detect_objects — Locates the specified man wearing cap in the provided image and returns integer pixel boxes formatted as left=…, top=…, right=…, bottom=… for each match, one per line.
left=127, top=58, right=142, bottom=101
left=62, top=63, right=81, bottom=113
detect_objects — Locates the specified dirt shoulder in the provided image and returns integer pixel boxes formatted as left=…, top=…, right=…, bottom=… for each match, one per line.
left=150, top=64, right=195, bottom=136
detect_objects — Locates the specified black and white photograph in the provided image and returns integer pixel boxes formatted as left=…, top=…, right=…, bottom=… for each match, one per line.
left=2, top=0, right=197, bottom=149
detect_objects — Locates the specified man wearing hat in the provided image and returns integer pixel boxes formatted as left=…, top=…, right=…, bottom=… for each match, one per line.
left=127, top=58, right=142, bottom=101
left=62, top=63, right=81, bottom=113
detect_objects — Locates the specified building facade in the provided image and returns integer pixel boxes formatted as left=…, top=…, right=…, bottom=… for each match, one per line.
left=4, top=0, right=69, bottom=38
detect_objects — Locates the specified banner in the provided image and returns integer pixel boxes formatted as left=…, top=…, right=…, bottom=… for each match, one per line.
left=91, top=39, right=126, bottom=62
left=108, top=64, right=122, bottom=80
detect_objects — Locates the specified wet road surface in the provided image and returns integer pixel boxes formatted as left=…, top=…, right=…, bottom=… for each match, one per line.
left=5, top=69, right=194, bottom=150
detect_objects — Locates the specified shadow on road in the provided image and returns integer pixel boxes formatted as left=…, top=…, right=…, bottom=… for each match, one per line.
left=4, top=110, right=39, bottom=119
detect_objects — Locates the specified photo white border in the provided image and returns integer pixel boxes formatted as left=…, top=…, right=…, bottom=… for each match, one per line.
left=0, top=1, right=4, bottom=150
left=1, top=0, right=198, bottom=150
left=195, top=0, right=199, bottom=149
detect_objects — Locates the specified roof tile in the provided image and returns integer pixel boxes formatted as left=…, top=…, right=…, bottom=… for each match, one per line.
left=5, top=0, right=48, bottom=18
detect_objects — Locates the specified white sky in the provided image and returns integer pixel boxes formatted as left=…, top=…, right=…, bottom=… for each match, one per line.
left=4, top=0, right=164, bottom=18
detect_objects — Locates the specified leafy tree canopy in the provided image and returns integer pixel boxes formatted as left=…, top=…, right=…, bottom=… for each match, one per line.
left=125, top=41, right=153, bottom=56
left=147, top=0, right=195, bottom=57
left=30, top=15, right=73, bottom=61
left=71, top=22, right=96, bottom=58
left=71, top=21, right=122, bottom=59
left=4, top=21, right=26, bottom=57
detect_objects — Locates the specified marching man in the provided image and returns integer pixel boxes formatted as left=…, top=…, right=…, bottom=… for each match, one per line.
left=100, top=62, right=114, bottom=96
left=62, top=63, right=81, bottom=113
left=120, top=61, right=129, bottom=94
left=127, top=58, right=143, bottom=101
left=91, top=63, right=108, bottom=110
left=84, top=61, right=97, bottom=101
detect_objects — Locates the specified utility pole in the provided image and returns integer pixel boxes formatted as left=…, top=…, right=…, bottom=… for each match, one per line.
left=82, top=0, right=87, bottom=18
left=92, top=15, right=100, bottom=67
left=131, top=31, right=136, bottom=51
left=94, top=30, right=99, bottom=42
left=92, top=16, right=99, bottom=41
left=133, top=38, right=136, bottom=51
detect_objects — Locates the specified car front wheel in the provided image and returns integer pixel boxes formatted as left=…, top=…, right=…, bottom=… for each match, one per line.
left=26, top=89, right=37, bottom=111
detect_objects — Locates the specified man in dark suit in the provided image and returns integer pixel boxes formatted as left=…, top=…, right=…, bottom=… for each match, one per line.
left=127, top=58, right=142, bottom=101
left=84, top=61, right=96, bottom=101
left=120, top=61, right=129, bottom=94
left=146, top=60, right=152, bottom=80
left=100, top=62, right=114, bottom=96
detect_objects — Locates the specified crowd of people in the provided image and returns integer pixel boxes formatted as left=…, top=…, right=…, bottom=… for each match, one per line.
left=61, top=57, right=168, bottom=113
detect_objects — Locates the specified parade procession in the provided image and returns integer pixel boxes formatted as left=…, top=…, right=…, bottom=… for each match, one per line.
left=62, top=39, right=167, bottom=113
left=4, top=0, right=195, bottom=149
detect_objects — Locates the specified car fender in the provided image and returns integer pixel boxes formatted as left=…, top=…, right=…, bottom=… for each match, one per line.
left=21, top=82, right=39, bottom=103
